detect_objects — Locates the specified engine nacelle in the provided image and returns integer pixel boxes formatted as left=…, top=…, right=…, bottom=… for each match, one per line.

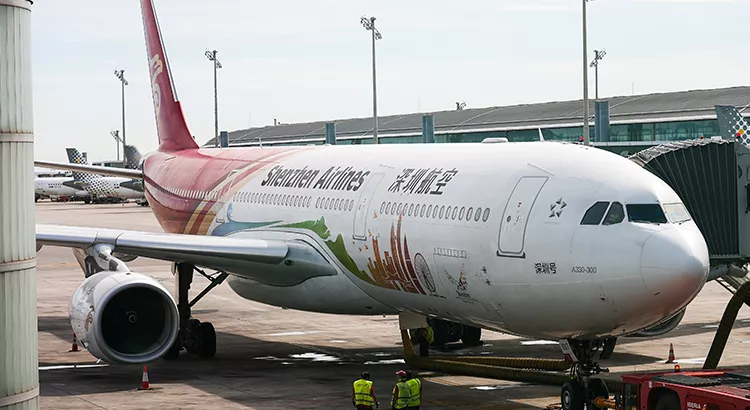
left=628, top=308, right=685, bottom=337
left=69, top=270, right=179, bottom=364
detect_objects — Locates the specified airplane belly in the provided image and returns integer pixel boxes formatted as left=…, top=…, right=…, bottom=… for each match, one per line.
left=226, top=274, right=396, bottom=315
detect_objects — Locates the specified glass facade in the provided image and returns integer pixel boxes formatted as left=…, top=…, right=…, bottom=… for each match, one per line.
left=240, top=119, right=723, bottom=155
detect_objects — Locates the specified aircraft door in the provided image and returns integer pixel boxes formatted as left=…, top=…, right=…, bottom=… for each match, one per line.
left=353, top=173, right=384, bottom=240
left=497, top=176, right=548, bottom=257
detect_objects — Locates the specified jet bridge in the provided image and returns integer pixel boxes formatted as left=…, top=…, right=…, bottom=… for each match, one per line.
left=629, top=138, right=750, bottom=292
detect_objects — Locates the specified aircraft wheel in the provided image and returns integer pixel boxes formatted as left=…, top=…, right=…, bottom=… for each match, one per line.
left=561, top=381, right=584, bottom=410
left=197, top=322, right=216, bottom=358
left=461, top=326, right=482, bottom=346
left=589, top=378, right=609, bottom=400
left=429, top=319, right=449, bottom=347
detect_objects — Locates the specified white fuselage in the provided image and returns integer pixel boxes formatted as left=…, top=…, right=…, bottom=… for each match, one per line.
left=80, top=176, right=144, bottom=200
left=154, top=141, right=708, bottom=341
left=35, top=177, right=89, bottom=198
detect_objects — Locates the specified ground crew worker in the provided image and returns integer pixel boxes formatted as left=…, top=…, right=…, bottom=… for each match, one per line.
left=404, top=370, right=422, bottom=409
left=415, top=325, right=434, bottom=357
left=390, top=370, right=412, bottom=410
left=352, top=371, right=379, bottom=409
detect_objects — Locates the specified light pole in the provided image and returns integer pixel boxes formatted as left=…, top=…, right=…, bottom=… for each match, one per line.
left=590, top=49, right=606, bottom=100
left=582, top=0, right=591, bottom=146
left=114, top=69, right=128, bottom=157
left=361, top=16, right=382, bottom=144
left=205, top=50, right=222, bottom=147
left=110, top=130, right=122, bottom=162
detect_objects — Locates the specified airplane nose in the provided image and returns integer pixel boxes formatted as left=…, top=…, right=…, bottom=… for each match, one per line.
left=640, top=227, right=709, bottom=303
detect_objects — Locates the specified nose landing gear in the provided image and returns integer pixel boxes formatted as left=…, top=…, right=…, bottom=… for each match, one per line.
left=559, top=338, right=616, bottom=410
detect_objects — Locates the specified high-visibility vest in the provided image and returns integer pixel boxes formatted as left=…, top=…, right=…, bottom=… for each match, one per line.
left=353, top=379, right=374, bottom=407
left=425, top=326, right=434, bottom=344
left=391, top=381, right=411, bottom=409
left=406, top=378, right=421, bottom=406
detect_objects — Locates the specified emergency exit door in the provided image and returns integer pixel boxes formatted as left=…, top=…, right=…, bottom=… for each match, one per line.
left=497, top=176, right=548, bottom=257
left=353, top=173, right=384, bottom=240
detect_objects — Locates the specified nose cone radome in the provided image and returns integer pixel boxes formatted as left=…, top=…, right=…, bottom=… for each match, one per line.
left=640, top=226, right=709, bottom=309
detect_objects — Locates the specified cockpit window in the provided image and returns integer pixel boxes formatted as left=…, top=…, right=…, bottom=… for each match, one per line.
left=580, top=201, right=610, bottom=225
left=663, top=203, right=692, bottom=224
left=626, top=204, right=667, bottom=224
left=602, top=202, right=625, bottom=225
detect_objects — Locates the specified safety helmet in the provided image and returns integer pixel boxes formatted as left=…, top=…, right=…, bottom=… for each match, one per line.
left=396, top=370, right=407, bottom=377
left=361, top=371, right=370, bottom=379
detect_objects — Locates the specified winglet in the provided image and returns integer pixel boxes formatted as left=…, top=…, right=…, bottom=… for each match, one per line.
left=140, top=0, right=199, bottom=152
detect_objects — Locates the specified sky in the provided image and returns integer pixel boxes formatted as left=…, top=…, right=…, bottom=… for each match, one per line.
left=29, top=0, right=750, bottom=163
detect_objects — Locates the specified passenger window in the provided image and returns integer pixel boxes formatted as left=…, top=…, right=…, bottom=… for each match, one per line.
left=452, top=207, right=458, bottom=220
left=397, top=203, right=403, bottom=215
left=386, top=202, right=392, bottom=214
left=482, top=208, right=490, bottom=222
left=380, top=202, right=386, bottom=214
left=475, top=208, right=482, bottom=221
left=409, top=204, right=414, bottom=216
left=459, top=207, right=466, bottom=220
left=432, top=206, right=438, bottom=219
left=627, top=204, right=668, bottom=224
left=580, top=202, right=610, bottom=225
left=439, top=206, right=445, bottom=218
left=603, top=202, right=625, bottom=225
left=420, top=205, right=425, bottom=217
left=446, top=206, right=452, bottom=219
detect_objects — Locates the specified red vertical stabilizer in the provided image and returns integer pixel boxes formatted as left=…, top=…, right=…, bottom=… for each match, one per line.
left=140, top=0, right=199, bottom=152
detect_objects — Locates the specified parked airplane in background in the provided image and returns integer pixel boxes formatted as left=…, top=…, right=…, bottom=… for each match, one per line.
left=34, top=175, right=90, bottom=202
left=33, top=1, right=711, bottom=409
left=65, top=146, right=148, bottom=205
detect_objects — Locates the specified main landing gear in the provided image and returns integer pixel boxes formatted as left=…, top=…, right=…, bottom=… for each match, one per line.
left=163, top=262, right=229, bottom=360
left=560, top=338, right=617, bottom=410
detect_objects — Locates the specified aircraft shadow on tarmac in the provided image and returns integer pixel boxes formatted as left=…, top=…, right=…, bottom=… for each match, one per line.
left=36, top=315, right=750, bottom=407
left=37, top=316, right=562, bottom=408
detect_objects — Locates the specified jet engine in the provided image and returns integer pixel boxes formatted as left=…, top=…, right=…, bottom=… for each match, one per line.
left=69, top=270, right=179, bottom=364
left=628, top=308, right=685, bottom=337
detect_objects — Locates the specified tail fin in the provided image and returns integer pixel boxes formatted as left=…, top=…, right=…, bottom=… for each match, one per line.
left=124, top=145, right=143, bottom=170
left=715, top=105, right=750, bottom=147
left=140, top=0, right=199, bottom=152
left=65, top=148, right=95, bottom=183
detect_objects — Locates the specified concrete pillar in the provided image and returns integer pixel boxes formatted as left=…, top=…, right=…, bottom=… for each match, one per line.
left=0, top=1, right=39, bottom=409
left=325, top=122, right=336, bottom=145
left=219, top=131, right=228, bottom=148
left=594, top=100, right=610, bottom=143
left=422, top=114, right=435, bottom=143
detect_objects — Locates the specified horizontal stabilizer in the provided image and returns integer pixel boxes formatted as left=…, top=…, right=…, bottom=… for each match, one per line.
left=34, top=161, right=143, bottom=179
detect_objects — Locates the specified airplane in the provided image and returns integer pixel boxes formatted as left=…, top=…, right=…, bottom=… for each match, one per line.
left=33, top=1, right=710, bottom=408
left=34, top=175, right=90, bottom=202
left=65, top=146, right=148, bottom=205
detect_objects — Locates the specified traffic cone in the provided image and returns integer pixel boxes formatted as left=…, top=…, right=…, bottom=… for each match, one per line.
left=138, top=366, right=151, bottom=390
left=665, top=343, right=676, bottom=363
left=69, top=333, right=79, bottom=352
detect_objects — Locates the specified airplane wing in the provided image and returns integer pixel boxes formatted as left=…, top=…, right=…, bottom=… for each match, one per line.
left=35, top=160, right=143, bottom=179
left=36, top=224, right=338, bottom=287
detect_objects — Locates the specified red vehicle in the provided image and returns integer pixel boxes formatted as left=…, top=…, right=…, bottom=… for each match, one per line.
left=595, top=368, right=750, bottom=410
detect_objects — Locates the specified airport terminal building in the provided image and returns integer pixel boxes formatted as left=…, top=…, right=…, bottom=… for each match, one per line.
left=206, top=86, right=750, bottom=156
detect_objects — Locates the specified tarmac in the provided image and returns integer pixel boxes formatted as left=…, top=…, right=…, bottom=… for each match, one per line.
left=33, top=201, right=750, bottom=409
